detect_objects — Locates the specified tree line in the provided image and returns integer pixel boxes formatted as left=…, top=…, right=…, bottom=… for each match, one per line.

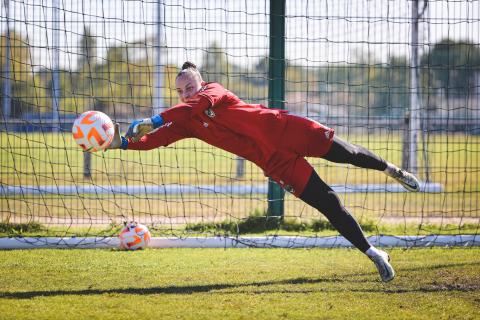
left=1, top=27, right=479, bottom=119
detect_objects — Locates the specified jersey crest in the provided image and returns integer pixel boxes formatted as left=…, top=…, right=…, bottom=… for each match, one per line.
left=204, top=108, right=216, bottom=118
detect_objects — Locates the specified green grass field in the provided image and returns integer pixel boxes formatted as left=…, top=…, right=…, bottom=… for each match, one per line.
left=1, top=131, right=479, bottom=235
left=2, top=130, right=479, bottom=316
left=0, top=247, right=479, bottom=320
left=2, top=132, right=479, bottom=191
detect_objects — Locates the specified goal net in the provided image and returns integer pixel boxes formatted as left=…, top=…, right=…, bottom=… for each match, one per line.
left=1, top=0, right=479, bottom=248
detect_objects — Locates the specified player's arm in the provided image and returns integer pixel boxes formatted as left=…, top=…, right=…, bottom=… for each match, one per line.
left=108, top=104, right=192, bottom=150
left=106, top=115, right=163, bottom=150
left=124, top=114, right=164, bottom=143
left=108, top=120, right=190, bottom=151
left=124, top=103, right=193, bottom=142
left=126, top=125, right=189, bottom=150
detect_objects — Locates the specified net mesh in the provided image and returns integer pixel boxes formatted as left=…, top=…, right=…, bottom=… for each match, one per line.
left=1, top=0, right=479, bottom=243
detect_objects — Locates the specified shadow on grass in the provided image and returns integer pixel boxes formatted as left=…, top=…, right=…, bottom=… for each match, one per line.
left=1, top=262, right=478, bottom=299
left=0, top=277, right=351, bottom=299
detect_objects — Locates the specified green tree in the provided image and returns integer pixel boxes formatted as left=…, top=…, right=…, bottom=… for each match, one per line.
left=201, top=42, right=231, bottom=85
left=75, top=26, right=98, bottom=111
left=0, top=30, right=45, bottom=117
left=369, top=56, right=410, bottom=116
left=421, top=38, right=480, bottom=99
left=78, top=26, right=97, bottom=71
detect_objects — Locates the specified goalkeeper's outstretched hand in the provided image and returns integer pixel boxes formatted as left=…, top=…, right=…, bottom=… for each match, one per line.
left=106, top=122, right=123, bottom=149
left=125, top=118, right=154, bottom=142
left=125, top=115, right=164, bottom=143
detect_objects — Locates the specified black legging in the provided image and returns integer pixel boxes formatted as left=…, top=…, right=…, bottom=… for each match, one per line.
left=322, top=136, right=388, bottom=171
left=298, top=137, right=388, bottom=252
left=299, top=170, right=371, bottom=252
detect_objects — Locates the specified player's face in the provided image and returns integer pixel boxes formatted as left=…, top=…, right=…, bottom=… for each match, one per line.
left=176, top=74, right=202, bottom=103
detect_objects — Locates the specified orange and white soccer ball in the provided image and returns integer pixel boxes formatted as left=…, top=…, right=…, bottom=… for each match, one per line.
left=119, top=222, right=151, bottom=250
left=72, top=111, right=115, bottom=152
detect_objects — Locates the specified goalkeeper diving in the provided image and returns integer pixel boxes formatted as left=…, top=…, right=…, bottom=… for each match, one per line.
left=109, top=61, right=421, bottom=282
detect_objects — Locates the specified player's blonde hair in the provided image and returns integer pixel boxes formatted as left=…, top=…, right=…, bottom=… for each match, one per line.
left=176, top=61, right=203, bottom=83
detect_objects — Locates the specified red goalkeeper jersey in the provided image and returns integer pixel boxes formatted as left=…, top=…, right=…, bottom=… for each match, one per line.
left=127, top=82, right=334, bottom=196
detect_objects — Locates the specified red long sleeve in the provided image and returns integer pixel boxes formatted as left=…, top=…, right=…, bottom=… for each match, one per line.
left=127, top=104, right=193, bottom=150
left=126, top=126, right=188, bottom=150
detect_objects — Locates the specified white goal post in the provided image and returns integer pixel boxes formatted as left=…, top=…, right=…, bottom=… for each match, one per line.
left=1, top=235, right=479, bottom=250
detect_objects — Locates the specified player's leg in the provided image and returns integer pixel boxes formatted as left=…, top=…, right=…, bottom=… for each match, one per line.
left=279, top=115, right=420, bottom=192
left=299, top=170, right=395, bottom=282
left=322, top=136, right=420, bottom=192
left=321, top=136, right=387, bottom=170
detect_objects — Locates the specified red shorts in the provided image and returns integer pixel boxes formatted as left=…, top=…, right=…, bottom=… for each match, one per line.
left=279, top=114, right=335, bottom=157
left=265, top=115, right=335, bottom=197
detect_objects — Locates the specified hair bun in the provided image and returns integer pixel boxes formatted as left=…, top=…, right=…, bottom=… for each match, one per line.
left=181, top=61, right=197, bottom=70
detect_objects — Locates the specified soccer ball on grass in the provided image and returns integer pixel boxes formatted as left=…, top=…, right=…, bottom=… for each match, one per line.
left=119, top=221, right=151, bottom=250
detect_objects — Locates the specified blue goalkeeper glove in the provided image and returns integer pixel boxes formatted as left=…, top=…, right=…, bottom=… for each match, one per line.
left=125, top=114, right=164, bottom=143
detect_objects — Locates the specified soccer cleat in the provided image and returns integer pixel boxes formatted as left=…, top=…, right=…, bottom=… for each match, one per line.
left=389, top=168, right=420, bottom=192
left=370, top=250, right=395, bottom=282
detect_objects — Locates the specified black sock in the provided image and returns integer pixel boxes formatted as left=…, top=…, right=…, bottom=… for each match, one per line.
left=299, top=170, right=371, bottom=252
